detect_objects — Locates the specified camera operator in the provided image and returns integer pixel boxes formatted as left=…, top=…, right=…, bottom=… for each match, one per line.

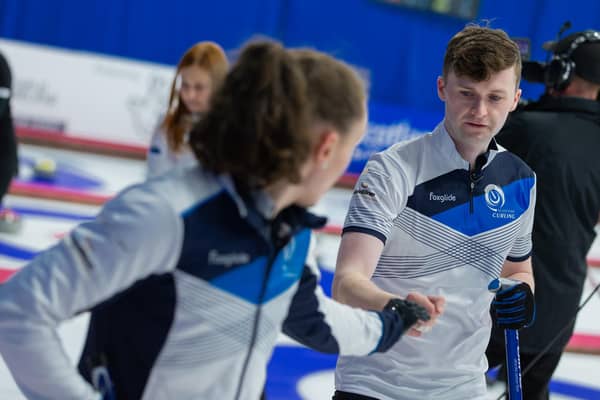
left=486, top=29, right=600, bottom=399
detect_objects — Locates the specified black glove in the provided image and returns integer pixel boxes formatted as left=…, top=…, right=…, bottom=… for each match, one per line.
left=384, top=298, right=430, bottom=332
left=373, top=298, right=431, bottom=353
left=491, top=280, right=535, bottom=330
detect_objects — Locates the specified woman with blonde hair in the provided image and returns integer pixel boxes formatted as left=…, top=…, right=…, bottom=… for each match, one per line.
left=147, top=41, right=228, bottom=178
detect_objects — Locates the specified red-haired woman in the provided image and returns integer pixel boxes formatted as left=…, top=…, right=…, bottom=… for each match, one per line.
left=147, top=41, right=228, bottom=178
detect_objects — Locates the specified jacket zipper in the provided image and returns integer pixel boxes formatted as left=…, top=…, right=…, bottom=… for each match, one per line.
left=234, top=248, right=277, bottom=400
left=469, top=154, right=487, bottom=215
left=469, top=180, right=475, bottom=214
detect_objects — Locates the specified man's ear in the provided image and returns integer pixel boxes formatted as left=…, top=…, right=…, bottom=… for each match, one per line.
left=437, top=76, right=447, bottom=101
left=510, top=88, right=522, bottom=111
left=313, top=129, right=339, bottom=168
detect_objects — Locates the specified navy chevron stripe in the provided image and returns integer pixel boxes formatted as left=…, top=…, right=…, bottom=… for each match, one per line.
left=378, top=208, right=523, bottom=278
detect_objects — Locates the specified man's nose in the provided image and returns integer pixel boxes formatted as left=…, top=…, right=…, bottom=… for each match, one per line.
left=471, top=99, right=487, bottom=117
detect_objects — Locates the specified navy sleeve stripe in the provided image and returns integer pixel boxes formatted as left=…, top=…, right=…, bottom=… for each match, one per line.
left=506, top=251, right=531, bottom=262
left=342, top=226, right=387, bottom=244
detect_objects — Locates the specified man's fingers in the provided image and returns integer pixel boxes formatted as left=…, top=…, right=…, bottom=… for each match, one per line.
left=407, top=328, right=423, bottom=337
left=413, top=323, right=432, bottom=333
left=406, top=293, right=435, bottom=314
left=429, top=296, right=446, bottom=314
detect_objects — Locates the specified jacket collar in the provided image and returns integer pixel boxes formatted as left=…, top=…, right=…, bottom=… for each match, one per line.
left=217, top=174, right=327, bottom=236
left=432, top=122, right=499, bottom=171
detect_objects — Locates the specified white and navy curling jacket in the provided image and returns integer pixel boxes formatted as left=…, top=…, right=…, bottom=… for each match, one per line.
left=335, top=123, right=536, bottom=400
left=146, top=120, right=197, bottom=179
left=0, top=167, right=405, bottom=400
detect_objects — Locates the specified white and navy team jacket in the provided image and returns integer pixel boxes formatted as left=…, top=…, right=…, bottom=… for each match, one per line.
left=0, top=167, right=406, bottom=400
left=336, top=123, right=536, bottom=400
left=146, top=123, right=197, bottom=179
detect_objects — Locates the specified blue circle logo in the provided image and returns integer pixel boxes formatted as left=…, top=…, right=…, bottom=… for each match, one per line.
left=484, top=184, right=505, bottom=212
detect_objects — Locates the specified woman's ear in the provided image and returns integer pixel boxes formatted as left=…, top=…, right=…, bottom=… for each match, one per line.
left=313, top=129, right=339, bottom=169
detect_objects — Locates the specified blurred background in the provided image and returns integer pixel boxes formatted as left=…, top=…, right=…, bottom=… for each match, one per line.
left=2, top=0, right=600, bottom=176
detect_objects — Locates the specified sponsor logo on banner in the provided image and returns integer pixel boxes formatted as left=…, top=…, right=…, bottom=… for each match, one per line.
left=127, top=74, right=171, bottom=139
left=351, top=121, right=425, bottom=165
left=346, top=101, right=443, bottom=177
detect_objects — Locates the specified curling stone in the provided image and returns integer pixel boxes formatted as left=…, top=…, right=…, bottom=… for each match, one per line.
left=33, top=158, right=57, bottom=181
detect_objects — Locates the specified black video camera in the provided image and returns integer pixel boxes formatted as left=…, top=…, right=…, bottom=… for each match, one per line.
left=519, top=22, right=574, bottom=86
left=521, top=61, right=546, bottom=84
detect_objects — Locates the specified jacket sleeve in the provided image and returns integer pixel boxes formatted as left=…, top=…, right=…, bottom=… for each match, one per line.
left=343, top=151, right=409, bottom=244
left=282, top=250, right=405, bottom=355
left=508, top=174, right=537, bottom=261
left=0, top=185, right=183, bottom=399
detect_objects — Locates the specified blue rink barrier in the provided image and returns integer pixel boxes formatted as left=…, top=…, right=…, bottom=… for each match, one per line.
left=346, top=101, right=442, bottom=176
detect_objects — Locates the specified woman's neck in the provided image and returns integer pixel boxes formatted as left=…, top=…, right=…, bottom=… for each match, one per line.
left=262, top=181, right=298, bottom=217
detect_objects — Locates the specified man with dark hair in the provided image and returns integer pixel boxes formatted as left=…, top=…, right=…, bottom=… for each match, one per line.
left=0, top=50, right=20, bottom=233
left=331, top=25, right=536, bottom=400
left=486, top=30, right=600, bottom=400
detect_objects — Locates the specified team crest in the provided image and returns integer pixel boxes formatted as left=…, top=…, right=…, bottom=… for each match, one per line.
left=484, top=184, right=505, bottom=212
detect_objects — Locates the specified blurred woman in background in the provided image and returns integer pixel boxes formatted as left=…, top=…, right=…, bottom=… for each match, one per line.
left=146, top=41, right=228, bottom=178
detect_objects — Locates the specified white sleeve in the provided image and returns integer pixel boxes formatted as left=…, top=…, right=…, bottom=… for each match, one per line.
left=343, top=151, right=409, bottom=243
left=146, top=123, right=172, bottom=179
left=508, top=174, right=537, bottom=261
left=282, top=252, right=384, bottom=355
left=282, top=236, right=407, bottom=355
left=0, top=185, right=183, bottom=399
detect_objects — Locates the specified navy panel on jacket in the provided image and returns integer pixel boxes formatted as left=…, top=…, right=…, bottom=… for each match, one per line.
left=406, top=152, right=535, bottom=236
left=78, top=274, right=177, bottom=400
left=282, top=265, right=339, bottom=353
left=177, top=191, right=269, bottom=282
left=177, top=191, right=313, bottom=304
left=408, top=153, right=534, bottom=217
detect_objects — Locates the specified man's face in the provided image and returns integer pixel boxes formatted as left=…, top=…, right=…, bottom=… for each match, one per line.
left=437, top=67, right=521, bottom=152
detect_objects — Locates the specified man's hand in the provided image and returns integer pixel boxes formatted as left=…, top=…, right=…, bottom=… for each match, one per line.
left=404, top=292, right=445, bottom=337
left=490, top=278, right=535, bottom=330
left=383, top=298, right=430, bottom=333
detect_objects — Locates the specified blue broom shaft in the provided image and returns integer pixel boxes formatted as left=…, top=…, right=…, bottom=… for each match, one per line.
left=505, top=329, right=522, bottom=400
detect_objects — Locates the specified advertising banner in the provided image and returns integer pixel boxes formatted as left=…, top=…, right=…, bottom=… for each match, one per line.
left=0, top=38, right=174, bottom=148
left=0, top=38, right=442, bottom=180
left=347, top=101, right=442, bottom=179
